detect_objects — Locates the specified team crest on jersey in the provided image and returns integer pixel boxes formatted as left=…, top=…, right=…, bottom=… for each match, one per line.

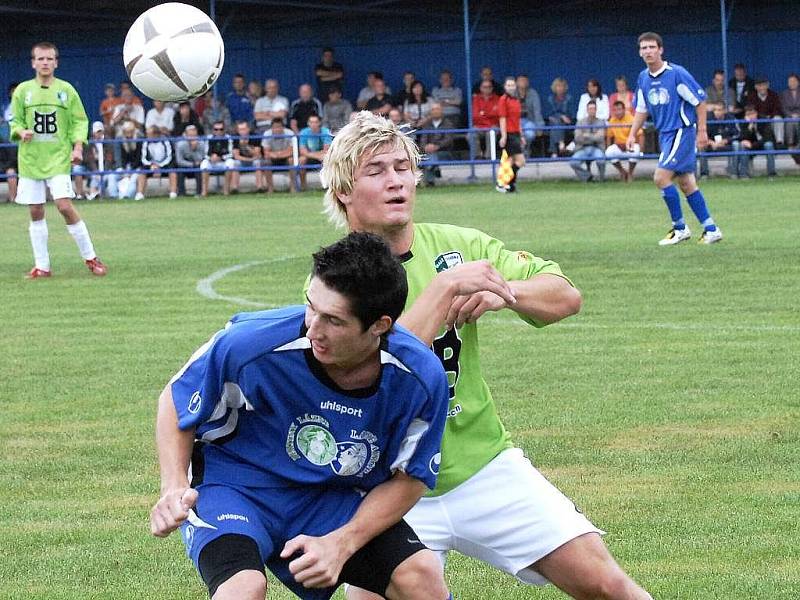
left=434, top=251, right=463, bottom=273
left=286, top=414, right=380, bottom=478
left=57, top=91, right=68, bottom=105
left=24, top=91, right=32, bottom=105
left=648, top=87, right=670, bottom=106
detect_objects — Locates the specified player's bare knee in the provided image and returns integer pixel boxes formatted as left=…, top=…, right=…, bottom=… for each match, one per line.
left=386, top=550, right=448, bottom=600
left=212, top=569, right=266, bottom=600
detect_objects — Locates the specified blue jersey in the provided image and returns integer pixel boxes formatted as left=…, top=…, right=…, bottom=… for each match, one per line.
left=635, top=62, right=706, bottom=132
left=171, top=305, right=449, bottom=492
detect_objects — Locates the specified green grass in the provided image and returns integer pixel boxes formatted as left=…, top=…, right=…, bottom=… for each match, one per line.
left=1, top=177, right=798, bottom=599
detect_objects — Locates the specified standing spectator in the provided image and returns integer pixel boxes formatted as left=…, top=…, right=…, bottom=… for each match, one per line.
left=226, top=73, right=253, bottom=127
left=172, top=100, right=203, bottom=136
left=403, top=81, right=434, bottom=129
left=471, top=65, right=503, bottom=95
left=201, top=92, right=232, bottom=135
left=570, top=100, right=606, bottom=182
left=393, top=71, right=417, bottom=109
left=356, top=72, right=389, bottom=110
left=231, top=120, right=264, bottom=192
left=609, top=75, right=636, bottom=116
left=472, top=80, right=500, bottom=157
left=780, top=73, right=800, bottom=148
left=729, top=63, right=755, bottom=118
left=322, top=86, right=352, bottom=134
left=431, top=69, right=463, bottom=124
left=139, top=125, right=177, bottom=200
left=747, top=76, right=784, bottom=146
left=83, top=121, right=117, bottom=200
left=546, top=77, right=574, bottom=157
left=605, top=100, right=642, bottom=182
left=192, top=91, right=208, bottom=121
left=297, top=114, right=332, bottom=191
left=516, top=74, right=544, bottom=153
left=698, top=104, right=739, bottom=179
left=116, top=120, right=143, bottom=199
left=201, top=120, right=235, bottom=196
left=419, top=102, right=456, bottom=187
left=314, top=47, right=344, bottom=101
left=260, top=117, right=296, bottom=193
left=704, top=70, right=735, bottom=115
left=174, top=124, right=207, bottom=196
left=98, top=83, right=121, bottom=127
left=111, top=85, right=145, bottom=138
left=577, top=78, right=610, bottom=121
left=247, top=79, right=263, bottom=106
left=737, top=105, right=776, bottom=178
left=627, top=32, right=722, bottom=245
left=145, top=100, right=175, bottom=137
left=365, top=79, right=393, bottom=117
left=496, top=76, right=525, bottom=193
left=254, top=78, right=289, bottom=133
left=289, top=83, right=323, bottom=133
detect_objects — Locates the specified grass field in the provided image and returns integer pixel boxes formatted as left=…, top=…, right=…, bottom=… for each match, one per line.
left=1, top=176, right=798, bottom=599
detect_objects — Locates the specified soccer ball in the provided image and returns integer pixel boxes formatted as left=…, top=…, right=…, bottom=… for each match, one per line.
left=123, top=3, right=225, bottom=101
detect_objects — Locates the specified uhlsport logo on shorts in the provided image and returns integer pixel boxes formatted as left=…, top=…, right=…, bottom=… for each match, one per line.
left=188, top=391, right=202, bottom=414
left=429, top=452, right=441, bottom=475
left=286, top=414, right=380, bottom=478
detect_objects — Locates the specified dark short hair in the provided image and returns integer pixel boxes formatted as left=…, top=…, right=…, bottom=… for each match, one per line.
left=789, top=73, right=800, bottom=82
left=322, top=46, right=334, bottom=54
left=613, top=100, right=625, bottom=108
left=586, top=99, right=597, bottom=106
left=271, top=117, right=284, bottom=125
left=233, top=73, right=245, bottom=80
left=744, top=105, right=757, bottom=113
left=734, top=63, right=746, bottom=70
left=713, top=69, right=725, bottom=77
left=31, top=41, right=58, bottom=59
left=637, top=31, right=663, bottom=48
left=755, top=76, right=769, bottom=84
left=369, top=71, right=384, bottom=80
left=312, top=232, right=408, bottom=331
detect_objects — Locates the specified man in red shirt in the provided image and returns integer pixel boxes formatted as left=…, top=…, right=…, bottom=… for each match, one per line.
left=472, top=81, right=500, bottom=158
left=497, top=76, right=525, bottom=193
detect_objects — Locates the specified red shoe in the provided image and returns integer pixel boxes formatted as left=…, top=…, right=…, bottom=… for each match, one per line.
left=26, top=267, right=52, bottom=279
left=85, top=257, right=108, bottom=276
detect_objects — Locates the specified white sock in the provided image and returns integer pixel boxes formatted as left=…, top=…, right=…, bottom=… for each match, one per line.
left=29, top=219, right=50, bottom=271
left=66, top=220, right=96, bottom=260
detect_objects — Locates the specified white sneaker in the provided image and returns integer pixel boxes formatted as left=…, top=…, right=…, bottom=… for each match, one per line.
left=698, top=228, right=723, bottom=244
left=169, top=192, right=178, bottom=199
left=86, top=191, right=98, bottom=201
left=658, top=227, right=692, bottom=246
left=495, top=184, right=509, bottom=194
left=134, top=192, right=145, bottom=201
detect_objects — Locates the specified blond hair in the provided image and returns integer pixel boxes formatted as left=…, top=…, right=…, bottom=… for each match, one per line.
left=321, top=111, right=421, bottom=229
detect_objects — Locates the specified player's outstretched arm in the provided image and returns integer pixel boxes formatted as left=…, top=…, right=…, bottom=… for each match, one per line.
left=627, top=111, right=648, bottom=151
left=397, top=260, right=517, bottom=345
left=150, top=385, right=197, bottom=538
left=280, top=471, right=427, bottom=589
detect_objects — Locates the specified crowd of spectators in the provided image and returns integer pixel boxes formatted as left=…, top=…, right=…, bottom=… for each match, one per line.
left=2, top=49, right=800, bottom=200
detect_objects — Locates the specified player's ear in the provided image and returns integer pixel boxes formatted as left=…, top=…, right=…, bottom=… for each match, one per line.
left=335, top=189, right=351, bottom=207
left=369, top=315, right=392, bottom=337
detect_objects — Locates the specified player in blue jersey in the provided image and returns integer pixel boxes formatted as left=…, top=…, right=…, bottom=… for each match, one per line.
left=150, top=232, right=451, bottom=600
left=627, top=32, right=723, bottom=245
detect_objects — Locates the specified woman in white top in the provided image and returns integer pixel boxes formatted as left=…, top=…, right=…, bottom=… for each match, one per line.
left=403, top=80, right=434, bottom=129
left=576, top=78, right=610, bottom=121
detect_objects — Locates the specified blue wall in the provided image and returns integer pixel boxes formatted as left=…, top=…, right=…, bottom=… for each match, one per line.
left=2, top=27, right=799, bottom=122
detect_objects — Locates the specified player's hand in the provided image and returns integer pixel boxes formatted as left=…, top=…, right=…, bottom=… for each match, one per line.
left=439, top=261, right=516, bottom=309
left=71, top=148, right=83, bottom=165
left=20, top=130, right=34, bottom=142
left=446, top=291, right=508, bottom=329
left=625, top=134, right=637, bottom=152
left=280, top=533, right=350, bottom=589
left=150, top=487, right=198, bottom=537
left=696, top=130, right=709, bottom=149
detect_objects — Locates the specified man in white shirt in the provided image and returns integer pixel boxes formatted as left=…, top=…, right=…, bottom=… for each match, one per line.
left=254, top=79, right=289, bottom=133
left=144, top=100, right=176, bottom=137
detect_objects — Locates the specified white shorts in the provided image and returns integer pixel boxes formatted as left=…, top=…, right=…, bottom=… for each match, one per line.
left=605, top=143, right=641, bottom=164
left=405, top=448, right=603, bottom=585
left=200, top=157, right=236, bottom=172
left=16, top=174, right=74, bottom=204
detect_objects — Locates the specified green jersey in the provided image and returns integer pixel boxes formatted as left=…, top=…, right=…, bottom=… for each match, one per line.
left=402, top=223, right=569, bottom=495
left=10, top=78, right=88, bottom=179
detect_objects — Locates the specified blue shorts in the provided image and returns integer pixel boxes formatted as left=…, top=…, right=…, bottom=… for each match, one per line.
left=180, top=483, right=362, bottom=599
left=658, top=126, right=697, bottom=174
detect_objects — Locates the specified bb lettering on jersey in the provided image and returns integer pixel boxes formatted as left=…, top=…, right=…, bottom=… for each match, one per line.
left=33, top=111, right=58, bottom=138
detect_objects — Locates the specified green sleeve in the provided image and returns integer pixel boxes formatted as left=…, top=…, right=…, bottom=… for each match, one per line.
left=479, top=233, right=573, bottom=328
left=69, top=86, right=89, bottom=145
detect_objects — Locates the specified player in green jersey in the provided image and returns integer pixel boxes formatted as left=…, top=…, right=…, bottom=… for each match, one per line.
left=10, top=42, right=106, bottom=279
left=323, top=113, right=652, bottom=600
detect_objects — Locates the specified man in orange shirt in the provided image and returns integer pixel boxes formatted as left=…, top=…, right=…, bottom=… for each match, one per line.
left=605, top=100, right=641, bottom=182
left=99, top=83, right=122, bottom=128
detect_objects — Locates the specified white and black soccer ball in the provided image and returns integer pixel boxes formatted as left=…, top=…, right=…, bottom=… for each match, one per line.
left=123, top=3, right=225, bottom=101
